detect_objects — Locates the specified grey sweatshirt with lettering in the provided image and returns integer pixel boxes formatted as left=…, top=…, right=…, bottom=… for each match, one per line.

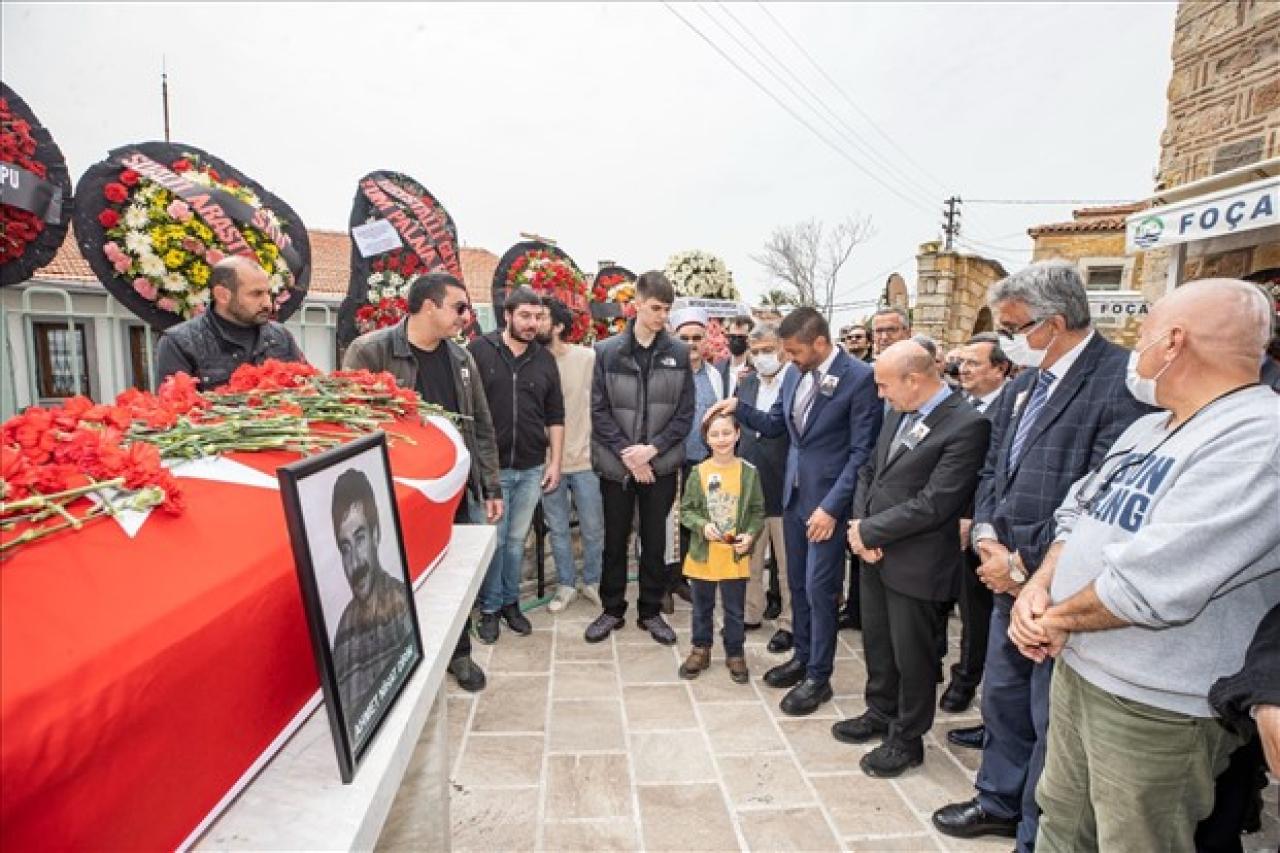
left=1051, top=385, right=1280, bottom=717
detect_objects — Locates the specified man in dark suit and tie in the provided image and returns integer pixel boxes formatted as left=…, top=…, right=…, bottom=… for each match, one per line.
left=834, top=341, right=991, bottom=777
left=931, top=261, right=1150, bottom=851
left=706, top=308, right=882, bottom=715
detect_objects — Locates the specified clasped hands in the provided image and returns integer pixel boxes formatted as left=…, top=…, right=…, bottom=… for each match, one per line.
left=703, top=523, right=754, bottom=556
left=620, top=443, right=658, bottom=484
left=1007, top=580, right=1068, bottom=663
left=846, top=520, right=882, bottom=563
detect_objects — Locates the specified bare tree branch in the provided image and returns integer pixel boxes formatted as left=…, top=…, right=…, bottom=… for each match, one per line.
left=753, top=215, right=874, bottom=321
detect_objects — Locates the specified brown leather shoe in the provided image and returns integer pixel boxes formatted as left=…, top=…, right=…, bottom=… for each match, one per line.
left=726, top=656, right=750, bottom=684
left=679, top=646, right=711, bottom=679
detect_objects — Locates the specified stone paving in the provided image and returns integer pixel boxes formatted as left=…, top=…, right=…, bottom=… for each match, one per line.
left=446, top=587, right=1279, bottom=852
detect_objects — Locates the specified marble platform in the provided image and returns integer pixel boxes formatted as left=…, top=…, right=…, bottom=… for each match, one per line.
left=195, top=524, right=495, bottom=852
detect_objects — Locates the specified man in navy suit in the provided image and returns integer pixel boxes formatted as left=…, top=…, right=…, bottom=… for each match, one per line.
left=931, top=261, right=1150, bottom=851
left=706, top=308, right=882, bottom=715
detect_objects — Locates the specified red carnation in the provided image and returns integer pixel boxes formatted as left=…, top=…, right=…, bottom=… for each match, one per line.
left=119, top=168, right=140, bottom=186
left=172, top=158, right=191, bottom=173
left=103, top=182, right=128, bottom=204
left=97, top=209, right=120, bottom=229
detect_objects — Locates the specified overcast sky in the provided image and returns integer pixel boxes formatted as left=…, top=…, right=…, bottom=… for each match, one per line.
left=3, top=2, right=1176, bottom=326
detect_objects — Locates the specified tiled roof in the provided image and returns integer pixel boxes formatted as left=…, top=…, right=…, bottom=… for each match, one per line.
left=1028, top=202, right=1147, bottom=237
left=33, top=226, right=498, bottom=305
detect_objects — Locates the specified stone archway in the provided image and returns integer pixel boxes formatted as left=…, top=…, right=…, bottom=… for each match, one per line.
left=972, top=307, right=993, bottom=335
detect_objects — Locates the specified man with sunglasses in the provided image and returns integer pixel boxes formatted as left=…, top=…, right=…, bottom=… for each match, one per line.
left=931, top=261, right=1149, bottom=851
left=343, top=272, right=502, bottom=693
left=1007, top=277, right=1280, bottom=851
left=842, top=325, right=873, bottom=362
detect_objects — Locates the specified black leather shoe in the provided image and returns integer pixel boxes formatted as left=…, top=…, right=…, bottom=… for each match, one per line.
left=584, top=612, right=624, bottom=643
left=447, top=656, right=486, bottom=692
left=638, top=614, right=677, bottom=645
left=763, top=596, right=782, bottom=621
left=767, top=629, right=794, bottom=654
left=477, top=612, right=500, bottom=645
left=831, top=711, right=889, bottom=744
left=946, top=724, right=985, bottom=750
left=860, top=739, right=923, bottom=778
left=780, top=678, right=833, bottom=716
left=837, top=610, right=861, bottom=631
left=500, top=603, right=532, bottom=636
left=939, top=680, right=975, bottom=713
left=931, top=798, right=1019, bottom=839
left=764, top=656, right=806, bottom=688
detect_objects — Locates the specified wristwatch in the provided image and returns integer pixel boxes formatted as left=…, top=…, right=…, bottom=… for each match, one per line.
left=1007, top=553, right=1028, bottom=584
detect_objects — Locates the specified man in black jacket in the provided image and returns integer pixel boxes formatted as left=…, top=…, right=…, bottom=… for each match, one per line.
left=586, top=271, right=695, bottom=646
left=838, top=341, right=991, bottom=778
left=155, top=255, right=304, bottom=388
left=737, top=322, right=794, bottom=653
left=468, top=287, right=564, bottom=645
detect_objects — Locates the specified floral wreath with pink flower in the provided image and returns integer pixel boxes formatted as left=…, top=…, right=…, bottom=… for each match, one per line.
left=506, top=249, right=593, bottom=344
left=96, top=153, right=297, bottom=320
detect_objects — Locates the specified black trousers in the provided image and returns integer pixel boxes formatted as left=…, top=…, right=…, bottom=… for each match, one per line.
left=950, top=550, right=993, bottom=690
left=860, top=564, right=944, bottom=745
left=601, top=473, right=678, bottom=620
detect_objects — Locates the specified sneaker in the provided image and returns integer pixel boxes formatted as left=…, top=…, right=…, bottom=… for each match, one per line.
left=726, top=656, right=750, bottom=684
left=638, top=613, right=677, bottom=645
left=831, top=711, right=890, bottom=744
left=860, top=739, right=923, bottom=778
left=548, top=586, right=577, bottom=613
left=500, top=603, right=533, bottom=636
left=447, top=656, right=486, bottom=692
left=579, top=583, right=602, bottom=608
left=679, top=646, right=711, bottom=679
left=584, top=612, right=624, bottom=643
left=477, top=612, right=500, bottom=645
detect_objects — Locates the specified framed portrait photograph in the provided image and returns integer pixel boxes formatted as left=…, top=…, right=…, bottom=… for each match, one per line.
left=278, top=432, right=423, bottom=783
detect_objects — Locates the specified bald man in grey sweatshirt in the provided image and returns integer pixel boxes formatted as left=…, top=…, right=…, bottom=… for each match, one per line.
left=1007, top=278, right=1280, bottom=853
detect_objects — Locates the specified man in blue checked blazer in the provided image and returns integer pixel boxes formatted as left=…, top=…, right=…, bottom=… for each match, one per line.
left=707, top=308, right=882, bottom=716
left=932, top=262, right=1151, bottom=851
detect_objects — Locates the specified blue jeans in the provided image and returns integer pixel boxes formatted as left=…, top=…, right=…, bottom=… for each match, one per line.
left=690, top=578, right=748, bottom=657
left=479, top=466, right=544, bottom=613
left=540, top=469, right=604, bottom=588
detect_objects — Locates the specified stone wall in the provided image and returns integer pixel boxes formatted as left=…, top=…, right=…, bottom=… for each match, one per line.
left=1139, top=0, right=1280, bottom=295
left=913, top=242, right=1006, bottom=350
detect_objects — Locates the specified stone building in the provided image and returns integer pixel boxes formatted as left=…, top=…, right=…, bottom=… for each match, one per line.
left=1128, top=0, right=1280, bottom=301
left=1028, top=203, right=1150, bottom=345
left=910, top=241, right=1006, bottom=350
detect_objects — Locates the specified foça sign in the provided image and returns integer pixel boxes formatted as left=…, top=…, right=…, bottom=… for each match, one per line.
left=1127, top=175, right=1279, bottom=252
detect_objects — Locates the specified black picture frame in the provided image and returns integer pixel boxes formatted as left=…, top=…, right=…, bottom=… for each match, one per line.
left=277, top=432, right=423, bottom=783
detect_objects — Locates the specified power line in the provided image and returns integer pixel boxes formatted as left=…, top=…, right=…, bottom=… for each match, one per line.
left=755, top=2, right=950, bottom=196
left=664, top=3, right=937, bottom=218
left=966, top=198, right=1137, bottom=205
left=712, top=2, right=944, bottom=207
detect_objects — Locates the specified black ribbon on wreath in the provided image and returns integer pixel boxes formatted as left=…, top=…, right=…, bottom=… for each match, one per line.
left=72, top=141, right=311, bottom=331
left=0, top=82, right=74, bottom=286
left=337, top=170, right=461, bottom=353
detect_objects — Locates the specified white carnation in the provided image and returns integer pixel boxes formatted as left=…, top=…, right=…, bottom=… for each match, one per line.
left=140, top=254, right=166, bottom=278
left=162, top=272, right=188, bottom=293
left=123, top=205, right=149, bottom=229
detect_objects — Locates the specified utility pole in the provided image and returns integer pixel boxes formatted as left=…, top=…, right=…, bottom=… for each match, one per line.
left=161, top=56, right=171, bottom=142
left=942, top=195, right=961, bottom=251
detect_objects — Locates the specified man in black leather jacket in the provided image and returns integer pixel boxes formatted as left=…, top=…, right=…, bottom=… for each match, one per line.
left=155, top=256, right=304, bottom=389
left=585, top=271, right=695, bottom=646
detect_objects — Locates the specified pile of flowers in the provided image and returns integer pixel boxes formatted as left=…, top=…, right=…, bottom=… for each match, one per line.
left=1, top=361, right=455, bottom=554
left=591, top=271, right=636, bottom=340
left=506, top=249, right=592, bottom=343
left=0, top=94, right=48, bottom=266
left=97, top=152, right=297, bottom=320
left=354, top=250, right=428, bottom=334
left=665, top=250, right=739, bottom=301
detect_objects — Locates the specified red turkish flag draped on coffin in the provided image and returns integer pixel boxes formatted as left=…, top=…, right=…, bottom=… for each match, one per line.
left=0, top=416, right=467, bottom=850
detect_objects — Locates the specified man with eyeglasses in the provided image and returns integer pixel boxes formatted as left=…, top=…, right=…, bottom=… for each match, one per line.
left=871, top=307, right=913, bottom=357
left=1007, top=278, right=1279, bottom=851
left=343, top=272, right=502, bottom=694
left=842, top=325, right=872, bottom=362
left=931, top=261, right=1149, bottom=851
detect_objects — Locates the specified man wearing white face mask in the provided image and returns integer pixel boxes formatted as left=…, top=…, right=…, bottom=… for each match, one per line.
left=737, top=323, right=795, bottom=653
left=1008, top=278, right=1280, bottom=851
left=932, top=261, right=1151, bottom=851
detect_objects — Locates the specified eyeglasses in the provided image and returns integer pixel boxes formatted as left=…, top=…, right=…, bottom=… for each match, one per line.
left=997, top=317, right=1046, bottom=340
left=678, top=335, right=705, bottom=344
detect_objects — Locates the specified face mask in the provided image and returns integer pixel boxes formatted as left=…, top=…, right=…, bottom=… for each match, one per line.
left=754, top=353, right=782, bottom=376
left=1002, top=320, right=1053, bottom=368
left=727, top=335, right=749, bottom=357
left=1125, top=332, right=1173, bottom=407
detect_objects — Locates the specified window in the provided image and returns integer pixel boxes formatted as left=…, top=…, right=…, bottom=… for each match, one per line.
left=1086, top=265, right=1124, bottom=291
left=32, top=321, right=91, bottom=399
left=127, top=324, right=162, bottom=391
